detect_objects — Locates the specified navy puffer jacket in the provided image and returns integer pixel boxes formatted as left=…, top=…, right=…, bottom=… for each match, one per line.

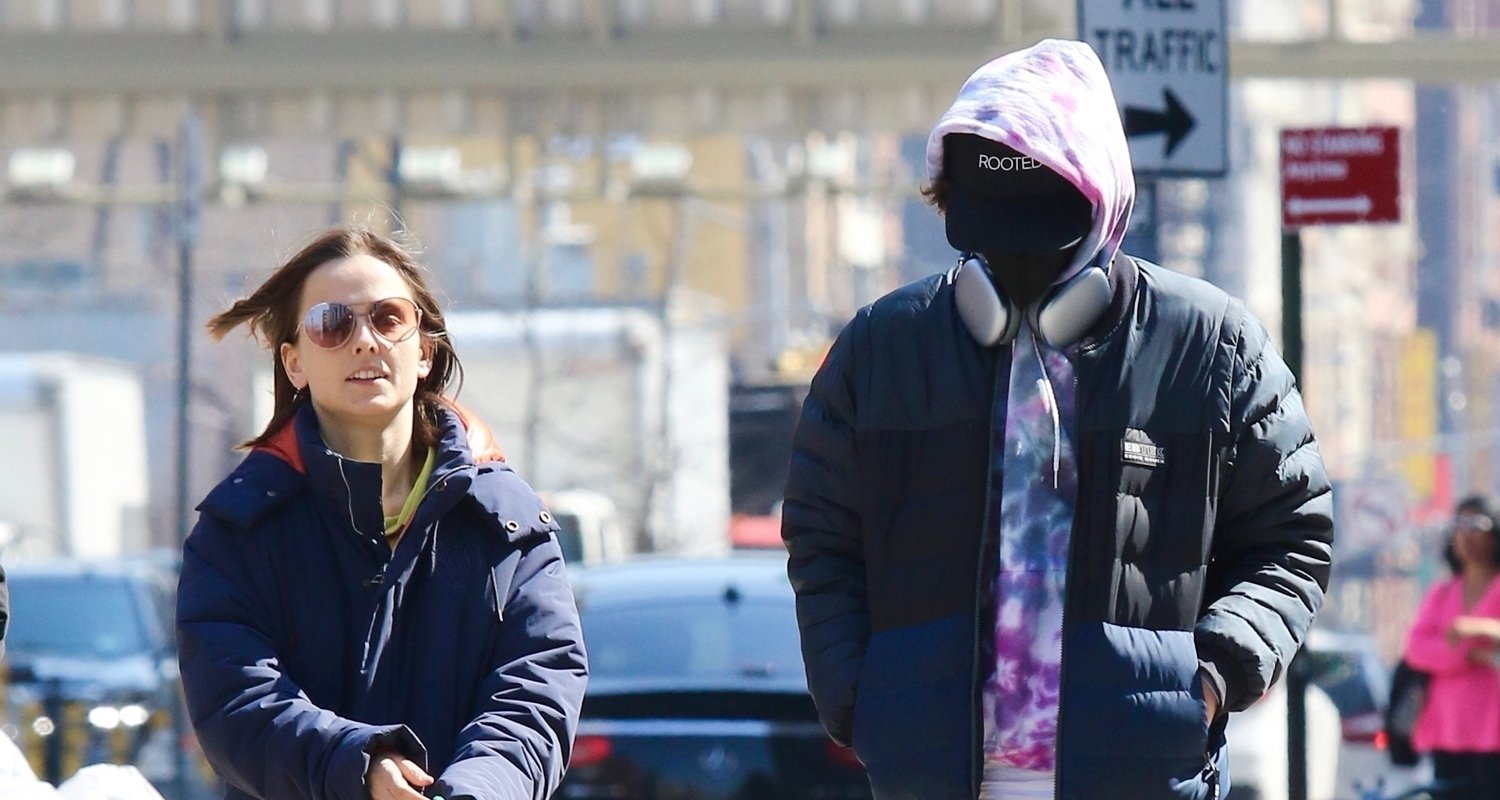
left=783, top=257, right=1333, bottom=800
left=177, top=401, right=587, bottom=800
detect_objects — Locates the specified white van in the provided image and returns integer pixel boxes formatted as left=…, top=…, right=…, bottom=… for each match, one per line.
left=542, top=489, right=632, bottom=566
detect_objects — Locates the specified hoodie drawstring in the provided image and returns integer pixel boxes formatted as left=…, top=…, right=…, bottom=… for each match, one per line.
left=1030, top=329, right=1062, bottom=489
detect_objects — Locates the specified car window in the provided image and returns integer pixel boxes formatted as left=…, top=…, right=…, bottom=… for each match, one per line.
left=582, top=597, right=804, bottom=681
left=1305, top=648, right=1387, bottom=718
left=7, top=575, right=151, bottom=659
left=148, top=576, right=176, bottom=649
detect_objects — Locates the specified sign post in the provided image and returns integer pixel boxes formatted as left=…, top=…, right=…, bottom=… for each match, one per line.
left=1278, top=125, right=1401, bottom=800
left=1079, top=0, right=1228, bottom=177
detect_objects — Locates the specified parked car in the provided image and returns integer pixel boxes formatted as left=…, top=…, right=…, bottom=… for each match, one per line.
left=1296, top=629, right=1433, bottom=798
left=1225, top=628, right=1392, bottom=800
left=561, top=553, right=870, bottom=800
left=1224, top=668, right=1341, bottom=800
left=0, top=559, right=180, bottom=787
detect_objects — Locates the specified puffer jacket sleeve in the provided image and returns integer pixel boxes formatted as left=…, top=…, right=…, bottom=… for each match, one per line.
left=1195, top=305, right=1334, bottom=713
left=782, top=316, right=869, bottom=746
left=431, top=532, right=588, bottom=800
left=177, top=516, right=427, bottom=800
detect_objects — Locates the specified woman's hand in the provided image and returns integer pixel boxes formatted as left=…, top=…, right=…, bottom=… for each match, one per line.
left=1449, top=615, right=1500, bottom=644
left=366, top=754, right=434, bottom=800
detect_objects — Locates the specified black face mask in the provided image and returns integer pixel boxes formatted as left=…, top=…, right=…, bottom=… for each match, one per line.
left=981, top=246, right=1080, bottom=310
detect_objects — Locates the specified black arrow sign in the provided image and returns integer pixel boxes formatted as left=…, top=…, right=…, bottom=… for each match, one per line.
left=1124, top=88, right=1196, bottom=159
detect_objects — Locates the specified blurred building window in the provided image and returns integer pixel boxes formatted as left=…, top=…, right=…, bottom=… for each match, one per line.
left=863, top=0, right=930, bottom=24
left=10, top=0, right=66, bottom=31
left=930, top=0, right=990, bottom=25
left=406, top=0, right=469, bottom=27
left=334, top=0, right=400, bottom=27
left=265, top=0, right=330, bottom=28
left=514, top=0, right=584, bottom=34
left=132, top=0, right=198, bottom=29
left=819, top=0, right=861, bottom=27
left=69, top=0, right=128, bottom=29
left=233, top=0, right=268, bottom=29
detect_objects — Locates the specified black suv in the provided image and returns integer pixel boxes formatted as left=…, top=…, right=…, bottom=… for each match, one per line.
left=1, top=558, right=180, bottom=786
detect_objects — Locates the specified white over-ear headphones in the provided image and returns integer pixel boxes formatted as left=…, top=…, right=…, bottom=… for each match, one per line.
left=954, top=254, right=1112, bottom=348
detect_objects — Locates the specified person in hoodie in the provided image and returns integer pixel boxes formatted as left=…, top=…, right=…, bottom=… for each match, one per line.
left=782, top=39, right=1333, bottom=800
left=177, top=226, right=587, bottom=800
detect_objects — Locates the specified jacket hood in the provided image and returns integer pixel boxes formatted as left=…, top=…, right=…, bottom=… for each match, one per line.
left=925, top=38, right=1135, bottom=283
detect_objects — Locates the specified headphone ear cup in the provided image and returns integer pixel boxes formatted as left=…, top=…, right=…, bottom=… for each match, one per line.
left=955, top=256, right=1022, bottom=347
left=1030, top=265, right=1111, bottom=348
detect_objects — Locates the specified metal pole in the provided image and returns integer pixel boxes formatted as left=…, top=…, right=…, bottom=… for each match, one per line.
left=1287, top=654, right=1311, bottom=800
left=1281, top=226, right=1306, bottom=800
left=1281, top=229, right=1304, bottom=382
left=42, top=679, right=62, bottom=785
left=522, top=171, right=546, bottom=482
left=387, top=136, right=404, bottom=229
left=173, top=112, right=203, bottom=800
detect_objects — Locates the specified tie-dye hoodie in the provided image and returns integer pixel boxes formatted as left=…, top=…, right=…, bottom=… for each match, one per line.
left=924, top=39, right=1138, bottom=786
left=924, top=38, right=1136, bottom=283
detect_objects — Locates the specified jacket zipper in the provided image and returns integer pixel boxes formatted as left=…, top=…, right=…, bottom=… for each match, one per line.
left=344, top=457, right=468, bottom=679
left=384, top=464, right=469, bottom=549
left=1053, top=354, right=1086, bottom=800
left=971, top=348, right=1006, bottom=798
left=1053, top=549, right=1071, bottom=800
left=335, top=451, right=467, bottom=585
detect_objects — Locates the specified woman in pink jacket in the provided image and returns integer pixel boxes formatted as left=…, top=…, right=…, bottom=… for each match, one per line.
left=1403, top=495, right=1500, bottom=799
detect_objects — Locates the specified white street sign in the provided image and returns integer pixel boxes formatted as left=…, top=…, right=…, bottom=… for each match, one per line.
left=1285, top=196, right=1373, bottom=217
left=1078, top=0, right=1228, bottom=176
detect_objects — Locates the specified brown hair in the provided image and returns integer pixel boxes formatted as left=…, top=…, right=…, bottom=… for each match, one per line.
left=207, top=226, right=463, bottom=450
left=921, top=173, right=949, bottom=214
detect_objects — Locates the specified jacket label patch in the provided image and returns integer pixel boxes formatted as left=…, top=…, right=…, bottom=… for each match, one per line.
left=1122, top=438, right=1167, bottom=468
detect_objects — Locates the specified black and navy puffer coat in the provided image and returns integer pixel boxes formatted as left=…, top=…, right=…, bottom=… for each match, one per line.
left=178, top=401, right=588, bottom=800
left=782, top=257, right=1333, bottom=800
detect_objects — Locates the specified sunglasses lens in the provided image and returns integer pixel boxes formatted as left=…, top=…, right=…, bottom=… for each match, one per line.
left=304, top=302, right=355, bottom=349
left=371, top=298, right=420, bottom=342
left=1458, top=513, right=1494, bottom=532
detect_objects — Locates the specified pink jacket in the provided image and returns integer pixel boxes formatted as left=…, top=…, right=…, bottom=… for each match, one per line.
left=1402, top=575, right=1500, bottom=753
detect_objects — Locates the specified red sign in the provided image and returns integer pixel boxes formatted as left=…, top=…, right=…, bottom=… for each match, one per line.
left=1280, top=126, right=1401, bottom=228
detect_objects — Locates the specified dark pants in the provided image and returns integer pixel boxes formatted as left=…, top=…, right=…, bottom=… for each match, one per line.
left=1431, top=751, right=1500, bottom=800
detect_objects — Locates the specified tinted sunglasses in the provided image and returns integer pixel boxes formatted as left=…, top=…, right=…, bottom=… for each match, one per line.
left=1455, top=513, right=1495, bottom=532
left=299, top=297, right=422, bottom=350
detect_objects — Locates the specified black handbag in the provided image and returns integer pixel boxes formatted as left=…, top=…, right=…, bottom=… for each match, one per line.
left=1385, top=659, right=1431, bottom=767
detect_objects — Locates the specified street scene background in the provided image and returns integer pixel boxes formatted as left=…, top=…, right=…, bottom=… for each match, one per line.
left=0, top=1, right=1494, bottom=799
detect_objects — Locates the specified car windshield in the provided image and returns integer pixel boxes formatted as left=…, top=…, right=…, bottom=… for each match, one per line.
left=582, top=596, right=804, bottom=681
left=7, top=575, right=150, bottom=659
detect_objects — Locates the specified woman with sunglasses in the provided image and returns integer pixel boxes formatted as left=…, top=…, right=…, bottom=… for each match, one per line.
left=176, top=226, right=587, bottom=800
left=1401, top=495, right=1500, bottom=800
